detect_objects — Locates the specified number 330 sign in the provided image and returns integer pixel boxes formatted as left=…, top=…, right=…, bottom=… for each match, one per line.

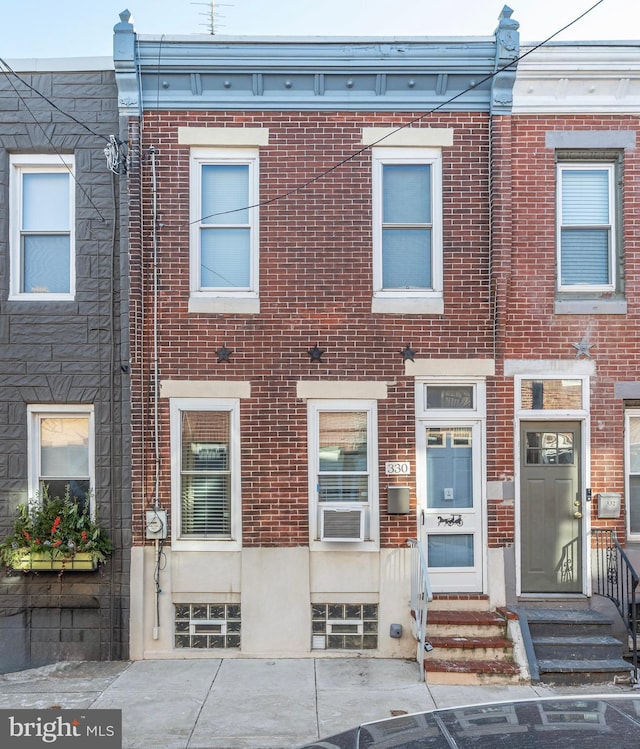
left=385, top=462, right=410, bottom=475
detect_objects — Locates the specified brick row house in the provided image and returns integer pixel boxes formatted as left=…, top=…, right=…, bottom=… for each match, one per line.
left=0, top=59, right=131, bottom=671
left=114, top=7, right=501, bottom=662
left=499, top=41, right=640, bottom=620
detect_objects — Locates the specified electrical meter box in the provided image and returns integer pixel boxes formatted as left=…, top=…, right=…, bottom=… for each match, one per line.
left=146, top=509, right=168, bottom=539
left=597, top=493, right=621, bottom=519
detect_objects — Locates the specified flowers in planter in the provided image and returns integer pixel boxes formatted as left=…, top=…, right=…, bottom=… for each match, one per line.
left=0, top=488, right=113, bottom=571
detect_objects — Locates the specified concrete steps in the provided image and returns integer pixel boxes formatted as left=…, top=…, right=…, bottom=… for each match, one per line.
left=422, top=606, right=523, bottom=685
left=521, top=608, right=633, bottom=686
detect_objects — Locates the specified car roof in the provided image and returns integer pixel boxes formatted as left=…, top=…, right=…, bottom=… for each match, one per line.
left=297, top=694, right=640, bottom=748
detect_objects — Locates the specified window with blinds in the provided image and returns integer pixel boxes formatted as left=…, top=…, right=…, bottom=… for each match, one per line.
left=180, top=410, right=231, bottom=536
left=556, top=155, right=620, bottom=293
left=318, top=410, right=369, bottom=503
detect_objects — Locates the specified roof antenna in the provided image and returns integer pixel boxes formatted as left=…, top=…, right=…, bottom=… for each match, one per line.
left=192, top=0, right=233, bottom=35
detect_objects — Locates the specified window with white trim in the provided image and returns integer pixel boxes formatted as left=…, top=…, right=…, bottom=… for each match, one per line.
left=372, top=147, right=443, bottom=311
left=10, top=154, right=75, bottom=300
left=170, top=398, right=241, bottom=549
left=189, top=148, right=259, bottom=302
left=556, top=152, right=621, bottom=295
left=625, top=410, right=640, bottom=538
left=308, top=400, right=378, bottom=547
left=27, top=405, right=94, bottom=514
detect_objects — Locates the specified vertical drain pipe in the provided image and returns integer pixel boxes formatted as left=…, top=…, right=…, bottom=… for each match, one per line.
left=149, top=146, right=162, bottom=640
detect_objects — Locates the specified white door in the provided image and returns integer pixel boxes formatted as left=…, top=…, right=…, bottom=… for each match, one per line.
left=418, top=421, right=484, bottom=592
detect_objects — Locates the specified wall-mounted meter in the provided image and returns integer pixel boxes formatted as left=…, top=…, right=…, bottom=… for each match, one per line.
left=146, top=509, right=168, bottom=539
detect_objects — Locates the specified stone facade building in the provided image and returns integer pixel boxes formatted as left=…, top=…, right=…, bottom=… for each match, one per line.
left=0, top=59, right=130, bottom=672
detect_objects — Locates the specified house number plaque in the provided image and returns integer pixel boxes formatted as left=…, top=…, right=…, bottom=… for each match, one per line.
left=385, top=461, right=410, bottom=475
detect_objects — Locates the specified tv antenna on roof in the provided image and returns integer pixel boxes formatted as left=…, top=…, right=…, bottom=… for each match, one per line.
left=192, top=0, right=233, bottom=35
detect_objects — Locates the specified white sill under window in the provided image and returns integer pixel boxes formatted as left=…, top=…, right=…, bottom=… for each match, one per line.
left=372, top=294, right=444, bottom=315
left=554, top=298, right=627, bottom=315
left=188, top=295, right=260, bottom=315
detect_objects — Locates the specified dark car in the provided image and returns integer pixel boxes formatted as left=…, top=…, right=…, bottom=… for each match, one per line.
left=297, top=695, right=640, bottom=748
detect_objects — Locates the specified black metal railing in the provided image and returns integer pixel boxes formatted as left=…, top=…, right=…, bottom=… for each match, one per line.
left=593, top=528, right=638, bottom=681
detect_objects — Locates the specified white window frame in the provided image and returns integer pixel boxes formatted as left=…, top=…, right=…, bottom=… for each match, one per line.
left=170, top=398, right=242, bottom=551
left=27, top=404, right=95, bottom=516
left=514, top=374, right=590, bottom=418
left=188, top=148, right=259, bottom=313
left=308, top=399, right=379, bottom=550
left=625, top=409, right=640, bottom=540
left=371, top=147, right=443, bottom=313
left=556, top=161, right=616, bottom=294
left=9, top=154, right=75, bottom=301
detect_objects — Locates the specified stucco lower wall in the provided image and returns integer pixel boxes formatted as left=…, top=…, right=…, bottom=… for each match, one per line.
left=130, top=546, right=415, bottom=659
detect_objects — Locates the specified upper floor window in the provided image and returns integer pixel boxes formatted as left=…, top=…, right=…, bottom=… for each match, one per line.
left=170, top=398, right=242, bottom=550
left=556, top=153, right=620, bottom=294
left=27, top=405, right=94, bottom=514
left=10, top=155, right=75, bottom=300
left=189, top=148, right=259, bottom=312
left=371, top=147, right=443, bottom=314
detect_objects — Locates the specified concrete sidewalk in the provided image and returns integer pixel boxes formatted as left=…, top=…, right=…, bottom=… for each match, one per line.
left=0, top=658, right=635, bottom=748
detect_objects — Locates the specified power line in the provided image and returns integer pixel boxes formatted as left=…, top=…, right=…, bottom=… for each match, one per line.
left=187, top=0, right=605, bottom=226
left=0, top=57, right=111, bottom=142
left=0, top=62, right=107, bottom=221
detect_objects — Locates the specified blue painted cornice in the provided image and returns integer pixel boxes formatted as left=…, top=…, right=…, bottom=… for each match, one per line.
left=114, top=6, right=519, bottom=114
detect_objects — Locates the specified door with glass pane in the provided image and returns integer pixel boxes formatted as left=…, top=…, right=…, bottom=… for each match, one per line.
left=627, top=412, right=640, bottom=537
left=520, top=422, right=582, bottom=593
left=420, top=422, right=483, bottom=591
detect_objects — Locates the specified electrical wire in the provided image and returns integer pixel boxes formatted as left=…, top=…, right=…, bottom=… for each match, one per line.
left=0, top=56, right=110, bottom=142
left=0, top=61, right=109, bottom=222
left=187, top=0, right=606, bottom=227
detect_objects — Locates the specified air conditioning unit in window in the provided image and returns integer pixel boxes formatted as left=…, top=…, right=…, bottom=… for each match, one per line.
left=320, top=506, right=365, bottom=542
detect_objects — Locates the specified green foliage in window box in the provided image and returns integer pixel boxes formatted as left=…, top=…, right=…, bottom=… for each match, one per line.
left=0, top=488, right=112, bottom=572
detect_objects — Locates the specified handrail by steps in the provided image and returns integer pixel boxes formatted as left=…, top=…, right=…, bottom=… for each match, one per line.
left=593, top=528, right=638, bottom=682
left=407, top=538, right=433, bottom=680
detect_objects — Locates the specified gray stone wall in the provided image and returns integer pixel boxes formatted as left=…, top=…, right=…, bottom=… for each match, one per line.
left=0, top=66, right=130, bottom=672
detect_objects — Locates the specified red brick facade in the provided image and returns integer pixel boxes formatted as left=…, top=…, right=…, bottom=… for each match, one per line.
left=129, top=110, right=494, bottom=549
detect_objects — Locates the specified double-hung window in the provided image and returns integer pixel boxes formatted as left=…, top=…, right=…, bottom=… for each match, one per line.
left=556, top=153, right=620, bottom=294
left=10, top=154, right=75, bottom=300
left=170, top=398, right=241, bottom=550
left=27, top=405, right=94, bottom=514
left=308, top=400, right=378, bottom=547
left=372, top=147, right=443, bottom=313
left=189, top=148, right=259, bottom=312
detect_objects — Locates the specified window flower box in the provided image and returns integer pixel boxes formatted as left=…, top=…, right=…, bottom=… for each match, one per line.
left=11, top=550, right=99, bottom=572
left=0, top=489, right=112, bottom=574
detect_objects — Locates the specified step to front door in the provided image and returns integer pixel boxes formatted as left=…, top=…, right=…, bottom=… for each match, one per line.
left=423, top=608, right=524, bottom=685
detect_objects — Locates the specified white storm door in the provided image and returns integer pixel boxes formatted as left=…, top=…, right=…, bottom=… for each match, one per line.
left=420, top=421, right=483, bottom=592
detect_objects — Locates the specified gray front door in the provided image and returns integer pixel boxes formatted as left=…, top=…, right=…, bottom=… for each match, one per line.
left=520, top=421, right=582, bottom=594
